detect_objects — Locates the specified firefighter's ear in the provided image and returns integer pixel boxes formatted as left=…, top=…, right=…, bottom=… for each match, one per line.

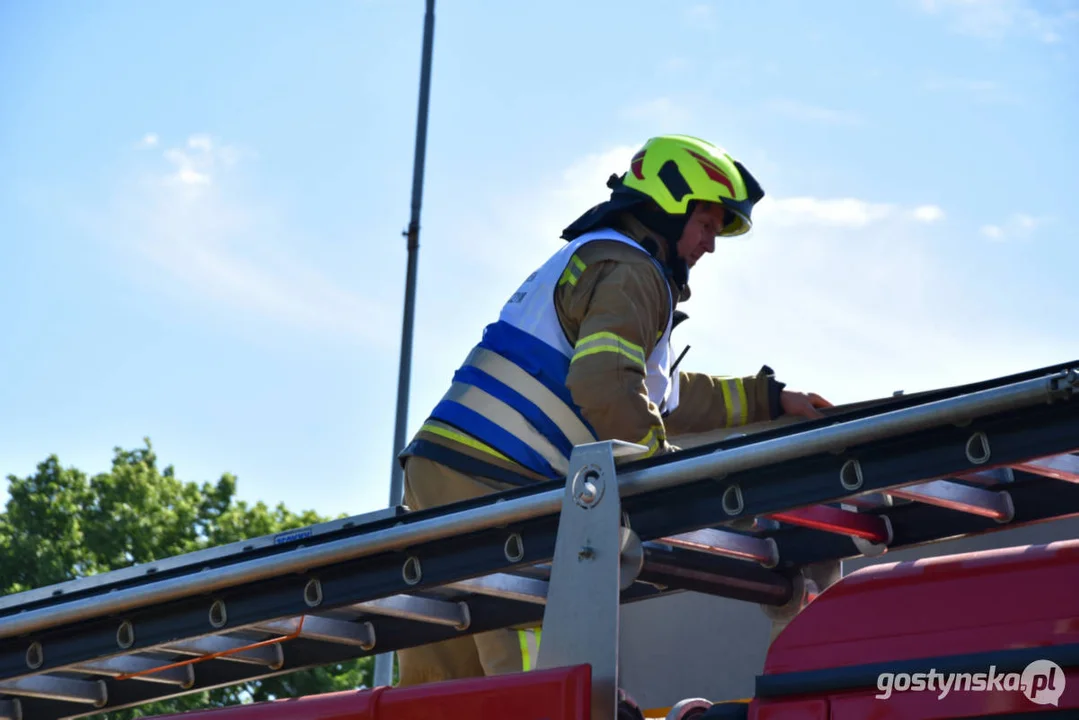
left=673, top=310, right=689, bottom=330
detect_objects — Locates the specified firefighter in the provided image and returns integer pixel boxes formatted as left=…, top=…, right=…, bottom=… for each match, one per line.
left=393, top=134, right=833, bottom=687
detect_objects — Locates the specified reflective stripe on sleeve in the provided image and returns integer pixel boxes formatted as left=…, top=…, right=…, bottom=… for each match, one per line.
left=571, top=331, right=647, bottom=370
left=720, top=377, right=748, bottom=426
left=635, top=425, right=665, bottom=458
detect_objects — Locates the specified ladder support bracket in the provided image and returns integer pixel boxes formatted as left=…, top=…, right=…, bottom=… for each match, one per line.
left=535, top=441, right=623, bottom=720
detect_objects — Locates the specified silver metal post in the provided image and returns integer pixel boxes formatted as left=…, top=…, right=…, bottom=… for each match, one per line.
left=535, top=442, right=624, bottom=720
left=376, top=0, right=436, bottom=689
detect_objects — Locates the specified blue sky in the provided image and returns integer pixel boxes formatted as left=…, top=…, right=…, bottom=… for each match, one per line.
left=2, top=0, right=1076, bottom=521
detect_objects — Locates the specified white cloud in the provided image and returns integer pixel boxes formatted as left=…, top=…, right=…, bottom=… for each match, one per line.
left=158, top=134, right=243, bottom=187
left=187, top=134, right=213, bottom=152
left=915, top=0, right=1079, bottom=43
left=979, top=213, right=1049, bottom=241
left=90, top=134, right=390, bottom=346
left=912, top=204, right=946, bottom=223
left=137, top=133, right=159, bottom=149
left=767, top=99, right=861, bottom=126
left=757, top=197, right=896, bottom=228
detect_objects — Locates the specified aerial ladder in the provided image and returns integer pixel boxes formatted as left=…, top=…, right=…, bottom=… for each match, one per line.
left=1, top=360, right=1078, bottom=719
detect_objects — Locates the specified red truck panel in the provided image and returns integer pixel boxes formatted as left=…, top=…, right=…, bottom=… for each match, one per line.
left=145, top=664, right=590, bottom=720
left=378, top=664, right=590, bottom=719
left=751, top=540, right=1079, bottom=718
left=748, top=698, right=827, bottom=720
left=766, top=539, right=1079, bottom=675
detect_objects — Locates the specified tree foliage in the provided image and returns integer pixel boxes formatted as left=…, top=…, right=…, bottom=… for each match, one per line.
left=0, top=439, right=372, bottom=719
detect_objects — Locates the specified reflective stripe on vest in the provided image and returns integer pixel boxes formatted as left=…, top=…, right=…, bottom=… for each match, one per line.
left=443, top=381, right=570, bottom=477
left=518, top=627, right=542, bottom=671
left=466, top=347, right=596, bottom=447
left=429, top=319, right=597, bottom=479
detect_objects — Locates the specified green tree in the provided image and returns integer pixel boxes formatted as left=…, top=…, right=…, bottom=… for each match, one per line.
left=0, top=439, right=373, bottom=719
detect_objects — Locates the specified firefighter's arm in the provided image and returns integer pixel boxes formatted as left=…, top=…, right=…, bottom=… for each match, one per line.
left=555, top=247, right=674, bottom=459
left=665, top=367, right=834, bottom=436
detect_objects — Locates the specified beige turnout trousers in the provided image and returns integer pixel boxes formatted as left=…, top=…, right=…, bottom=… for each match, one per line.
left=395, top=456, right=535, bottom=687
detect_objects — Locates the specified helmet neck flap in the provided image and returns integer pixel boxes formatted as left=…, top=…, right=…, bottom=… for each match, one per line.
left=561, top=173, right=694, bottom=295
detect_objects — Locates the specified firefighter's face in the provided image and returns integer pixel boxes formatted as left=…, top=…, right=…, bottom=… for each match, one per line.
left=677, top=202, right=725, bottom=267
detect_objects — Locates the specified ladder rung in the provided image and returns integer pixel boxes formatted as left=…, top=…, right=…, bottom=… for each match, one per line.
left=164, top=636, right=282, bottom=667
left=840, top=492, right=894, bottom=511
left=347, top=595, right=470, bottom=630
left=1013, top=454, right=1079, bottom=483
left=955, top=467, right=1015, bottom=486
left=888, top=480, right=1013, bottom=522
left=74, top=656, right=194, bottom=686
left=657, top=529, right=778, bottom=567
left=445, top=574, right=548, bottom=605
left=0, top=675, right=105, bottom=706
left=252, top=616, right=375, bottom=649
left=770, top=506, right=891, bottom=544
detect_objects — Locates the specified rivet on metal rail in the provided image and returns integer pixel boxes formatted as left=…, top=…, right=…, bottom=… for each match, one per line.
left=25, top=641, right=43, bottom=670
left=966, top=431, right=991, bottom=465
left=402, top=555, right=423, bottom=586
left=722, top=484, right=744, bottom=516
left=304, top=578, right=323, bottom=607
left=208, top=599, right=227, bottom=629
left=840, top=458, right=864, bottom=491
left=504, top=533, right=525, bottom=563
left=116, top=620, right=135, bottom=649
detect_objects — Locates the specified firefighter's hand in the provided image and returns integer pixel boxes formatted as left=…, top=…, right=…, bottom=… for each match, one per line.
left=781, top=389, right=833, bottom=419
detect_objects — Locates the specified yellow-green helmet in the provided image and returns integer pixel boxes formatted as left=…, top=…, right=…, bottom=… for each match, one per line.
left=622, top=134, right=764, bottom=236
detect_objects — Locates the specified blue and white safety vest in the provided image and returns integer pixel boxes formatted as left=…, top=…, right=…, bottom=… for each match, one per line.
left=422, top=228, right=681, bottom=480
